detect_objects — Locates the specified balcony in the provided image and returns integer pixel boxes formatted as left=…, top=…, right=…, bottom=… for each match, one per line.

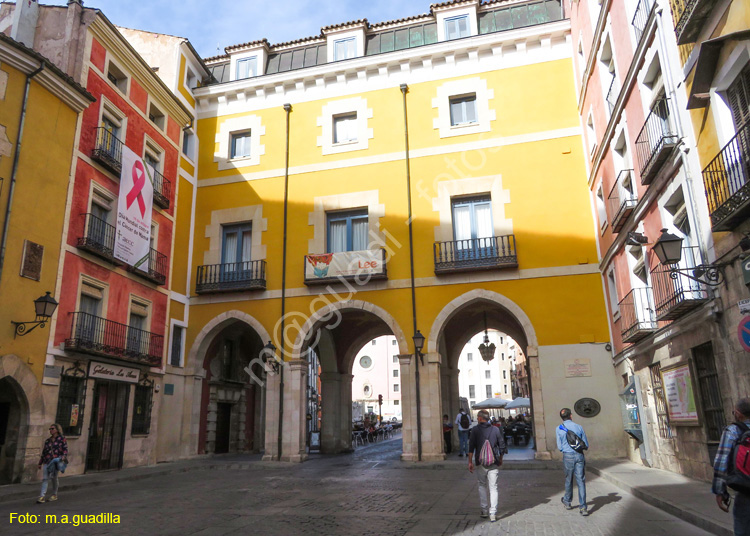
left=150, top=167, right=172, bottom=210
left=619, top=287, right=658, bottom=344
left=632, top=0, right=652, bottom=43
left=304, top=249, right=387, bottom=285
left=65, top=312, right=163, bottom=367
left=607, top=169, right=638, bottom=233
left=651, top=246, right=709, bottom=321
left=127, top=248, right=168, bottom=286
left=195, top=260, right=267, bottom=293
left=77, top=213, right=118, bottom=264
left=434, top=235, right=517, bottom=275
left=606, top=76, right=619, bottom=117
left=635, top=98, right=679, bottom=185
left=702, top=120, right=750, bottom=231
left=92, top=127, right=123, bottom=175
left=669, top=0, right=720, bottom=45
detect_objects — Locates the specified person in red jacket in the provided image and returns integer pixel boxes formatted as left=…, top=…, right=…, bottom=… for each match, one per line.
left=37, top=423, right=68, bottom=503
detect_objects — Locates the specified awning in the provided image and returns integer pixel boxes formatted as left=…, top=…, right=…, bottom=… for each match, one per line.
left=688, top=30, right=750, bottom=109
left=471, top=397, right=511, bottom=409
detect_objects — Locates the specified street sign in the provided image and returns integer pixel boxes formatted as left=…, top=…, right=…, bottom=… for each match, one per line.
left=743, top=257, right=750, bottom=286
left=739, top=316, right=750, bottom=352
left=740, top=299, right=750, bottom=316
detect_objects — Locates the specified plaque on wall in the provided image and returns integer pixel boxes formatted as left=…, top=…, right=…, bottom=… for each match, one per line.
left=574, top=397, right=601, bottom=418
left=564, top=359, right=592, bottom=378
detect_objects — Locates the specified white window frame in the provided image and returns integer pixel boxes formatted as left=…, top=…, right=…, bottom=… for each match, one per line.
left=230, top=130, right=252, bottom=159
left=317, top=98, right=373, bottom=155
left=708, top=44, right=750, bottom=148
left=333, top=112, right=358, bottom=144
left=586, top=112, right=597, bottom=156
left=76, top=275, right=108, bottom=318
left=214, top=115, right=265, bottom=169
left=444, top=14, right=470, bottom=40
left=168, top=319, right=187, bottom=368
left=435, top=5, right=478, bottom=41
left=449, top=94, right=477, bottom=127
left=433, top=78, right=495, bottom=138
left=105, top=59, right=129, bottom=95
left=606, top=266, right=620, bottom=319
left=182, top=129, right=196, bottom=162
left=97, top=97, right=126, bottom=148
left=333, top=37, right=356, bottom=61
left=325, top=28, right=364, bottom=63
left=596, top=184, right=608, bottom=232
left=148, top=101, right=166, bottom=131
left=235, top=56, right=258, bottom=80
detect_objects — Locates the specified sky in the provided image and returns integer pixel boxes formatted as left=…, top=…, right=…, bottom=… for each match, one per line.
left=39, top=0, right=436, bottom=58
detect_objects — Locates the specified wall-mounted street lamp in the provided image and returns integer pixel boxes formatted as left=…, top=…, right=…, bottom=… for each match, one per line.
left=412, top=329, right=425, bottom=366
left=261, top=340, right=280, bottom=374
left=11, top=292, right=58, bottom=338
left=653, top=229, right=725, bottom=287
left=478, top=312, right=496, bottom=363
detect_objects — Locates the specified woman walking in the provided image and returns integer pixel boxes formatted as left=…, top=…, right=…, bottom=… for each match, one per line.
left=37, top=423, right=68, bottom=503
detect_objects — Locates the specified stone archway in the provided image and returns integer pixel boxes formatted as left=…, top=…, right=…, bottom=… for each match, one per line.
left=0, top=355, right=45, bottom=483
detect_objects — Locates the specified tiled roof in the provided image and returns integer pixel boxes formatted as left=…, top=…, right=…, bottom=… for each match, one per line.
left=225, top=38, right=269, bottom=53
left=321, top=18, right=368, bottom=32
left=430, top=0, right=479, bottom=8
left=272, top=34, right=325, bottom=49
left=203, top=54, right=229, bottom=64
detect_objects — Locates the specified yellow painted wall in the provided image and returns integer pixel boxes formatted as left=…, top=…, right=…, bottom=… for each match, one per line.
left=171, top=176, right=194, bottom=296
left=177, top=54, right=196, bottom=108
left=0, top=65, right=81, bottom=379
left=170, top=300, right=186, bottom=323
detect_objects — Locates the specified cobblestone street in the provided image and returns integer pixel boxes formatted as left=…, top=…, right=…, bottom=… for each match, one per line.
left=0, top=438, right=713, bottom=536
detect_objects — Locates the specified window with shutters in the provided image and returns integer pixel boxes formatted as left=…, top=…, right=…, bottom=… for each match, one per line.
left=727, top=64, right=750, bottom=131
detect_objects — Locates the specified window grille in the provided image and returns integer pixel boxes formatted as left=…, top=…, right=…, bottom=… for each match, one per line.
left=649, top=363, right=672, bottom=439
left=55, top=362, right=87, bottom=437
left=693, top=343, right=726, bottom=442
left=131, top=376, right=154, bottom=435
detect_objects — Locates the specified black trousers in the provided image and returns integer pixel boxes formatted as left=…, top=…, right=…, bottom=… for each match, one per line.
left=444, top=431, right=452, bottom=453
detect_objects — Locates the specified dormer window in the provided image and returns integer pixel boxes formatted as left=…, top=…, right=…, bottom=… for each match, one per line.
left=334, top=37, right=357, bottom=61
left=445, top=15, right=470, bottom=40
left=236, top=57, right=257, bottom=80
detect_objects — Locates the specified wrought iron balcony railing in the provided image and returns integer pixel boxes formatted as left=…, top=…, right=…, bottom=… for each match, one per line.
left=702, top=119, right=750, bottom=231
left=65, top=312, right=163, bottom=367
left=77, top=213, right=117, bottom=263
left=127, top=248, right=168, bottom=286
left=632, top=0, right=652, bottom=43
left=92, top=127, right=123, bottom=174
left=434, top=235, right=517, bottom=274
left=669, top=0, right=719, bottom=45
left=619, top=287, right=658, bottom=344
left=607, top=169, right=637, bottom=233
left=635, top=98, right=679, bottom=185
left=195, top=260, right=267, bottom=293
left=606, top=76, right=619, bottom=116
left=149, top=167, right=172, bottom=210
left=650, top=246, right=709, bottom=321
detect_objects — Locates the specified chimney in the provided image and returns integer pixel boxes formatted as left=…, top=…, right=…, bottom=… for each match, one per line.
left=10, top=0, right=40, bottom=48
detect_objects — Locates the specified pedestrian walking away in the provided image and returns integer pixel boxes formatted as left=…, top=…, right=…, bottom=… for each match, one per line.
left=556, top=407, right=589, bottom=516
left=456, top=407, right=472, bottom=457
left=468, top=409, right=506, bottom=522
left=712, top=397, right=750, bottom=536
left=37, top=423, right=68, bottom=504
left=443, top=414, right=453, bottom=454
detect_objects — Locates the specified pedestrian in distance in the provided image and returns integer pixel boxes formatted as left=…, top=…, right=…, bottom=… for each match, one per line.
left=455, top=407, right=472, bottom=457
left=557, top=407, right=589, bottom=516
left=37, top=423, right=68, bottom=504
left=712, top=397, right=750, bottom=535
left=468, top=409, right=506, bottom=522
left=443, top=414, right=453, bottom=454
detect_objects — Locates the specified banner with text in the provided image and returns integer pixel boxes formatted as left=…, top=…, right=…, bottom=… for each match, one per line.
left=115, top=146, right=153, bottom=270
left=305, top=250, right=385, bottom=281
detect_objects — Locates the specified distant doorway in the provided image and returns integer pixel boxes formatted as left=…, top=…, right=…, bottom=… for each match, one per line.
left=86, top=381, right=129, bottom=472
left=215, top=403, right=232, bottom=454
left=0, top=380, right=24, bottom=484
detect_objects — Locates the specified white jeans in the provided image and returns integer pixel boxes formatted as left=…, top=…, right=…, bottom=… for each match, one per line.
left=476, top=465, right=500, bottom=515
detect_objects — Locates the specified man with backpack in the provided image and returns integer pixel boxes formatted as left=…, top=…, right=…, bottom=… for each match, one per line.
left=455, top=408, right=473, bottom=457
left=556, top=407, right=589, bottom=516
left=468, top=409, right=506, bottom=522
left=712, top=398, right=750, bottom=535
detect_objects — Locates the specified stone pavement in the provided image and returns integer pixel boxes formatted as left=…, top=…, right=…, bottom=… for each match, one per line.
left=0, top=438, right=719, bottom=535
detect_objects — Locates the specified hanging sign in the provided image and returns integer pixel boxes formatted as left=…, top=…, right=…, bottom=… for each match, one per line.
left=69, top=404, right=79, bottom=427
left=304, top=250, right=386, bottom=283
left=88, top=361, right=140, bottom=384
left=114, top=146, right=153, bottom=271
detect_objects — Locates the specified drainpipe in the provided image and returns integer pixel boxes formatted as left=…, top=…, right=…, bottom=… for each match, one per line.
left=277, top=103, right=292, bottom=461
left=0, top=63, right=44, bottom=286
left=400, top=83, right=422, bottom=462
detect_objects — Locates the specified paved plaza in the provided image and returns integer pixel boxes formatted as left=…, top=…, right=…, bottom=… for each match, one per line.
left=0, top=438, right=713, bottom=536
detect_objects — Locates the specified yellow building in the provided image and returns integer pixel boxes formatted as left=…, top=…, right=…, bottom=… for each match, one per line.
left=0, top=33, right=93, bottom=483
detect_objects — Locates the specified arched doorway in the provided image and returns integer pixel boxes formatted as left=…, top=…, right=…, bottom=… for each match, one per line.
left=428, top=290, right=546, bottom=457
left=193, top=314, right=269, bottom=455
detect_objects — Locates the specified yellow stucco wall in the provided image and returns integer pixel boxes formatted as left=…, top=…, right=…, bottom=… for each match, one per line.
left=0, top=64, right=80, bottom=380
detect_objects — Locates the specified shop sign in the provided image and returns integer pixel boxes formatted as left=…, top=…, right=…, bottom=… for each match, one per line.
left=304, top=250, right=386, bottom=282
left=88, top=361, right=139, bottom=384
left=661, top=362, right=699, bottom=425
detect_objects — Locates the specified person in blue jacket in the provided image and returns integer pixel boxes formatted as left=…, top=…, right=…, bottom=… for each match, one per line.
left=556, top=407, right=589, bottom=516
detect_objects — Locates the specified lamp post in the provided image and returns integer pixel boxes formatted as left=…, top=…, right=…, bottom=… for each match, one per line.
left=653, top=229, right=725, bottom=287
left=11, top=292, right=58, bottom=338
left=412, top=330, right=425, bottom=365
left=261, top=340, right=279, bottom=374
left=478, top=312, right=496, bottom=363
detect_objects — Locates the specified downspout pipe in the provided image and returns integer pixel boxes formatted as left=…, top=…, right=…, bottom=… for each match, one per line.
left=400, top=83, right=422, bottom=462
left=277, top=103, right=292, bottom=461
left=0, top=63, right=44, bottom=286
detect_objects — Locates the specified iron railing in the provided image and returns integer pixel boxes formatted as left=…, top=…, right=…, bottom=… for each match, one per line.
left=128, top=247, right=168, bottom=286
left=65, top=311, right=163, bottom=367
left=434, top=235, right=517, bottom=274
left=618, top=287, right=658, bottom=344
left=635, top=98, right=679, bottom=185
left=632, top=0, right=652, bottom=43
left=92, top=127, right=123, bottom=174
left=77, top=213, right=117, bottom=263
left=149, top=167, right=172, bottom=210
left=606, top=76, right=619, bottom=116
left=195, top=260, right=267, bottom=293
left=702, top=119, right=750, bottom=231
left=650, top=246, right=709, bottom=320
left=607, top=169, right=638, bottom=233
left=669, top=0, right=717, bottom=45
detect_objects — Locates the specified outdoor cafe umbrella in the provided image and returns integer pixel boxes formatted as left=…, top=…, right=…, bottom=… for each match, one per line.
left=471, top=398, right=511, bottom=409
left=504, top=397, right=531, bottom=409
